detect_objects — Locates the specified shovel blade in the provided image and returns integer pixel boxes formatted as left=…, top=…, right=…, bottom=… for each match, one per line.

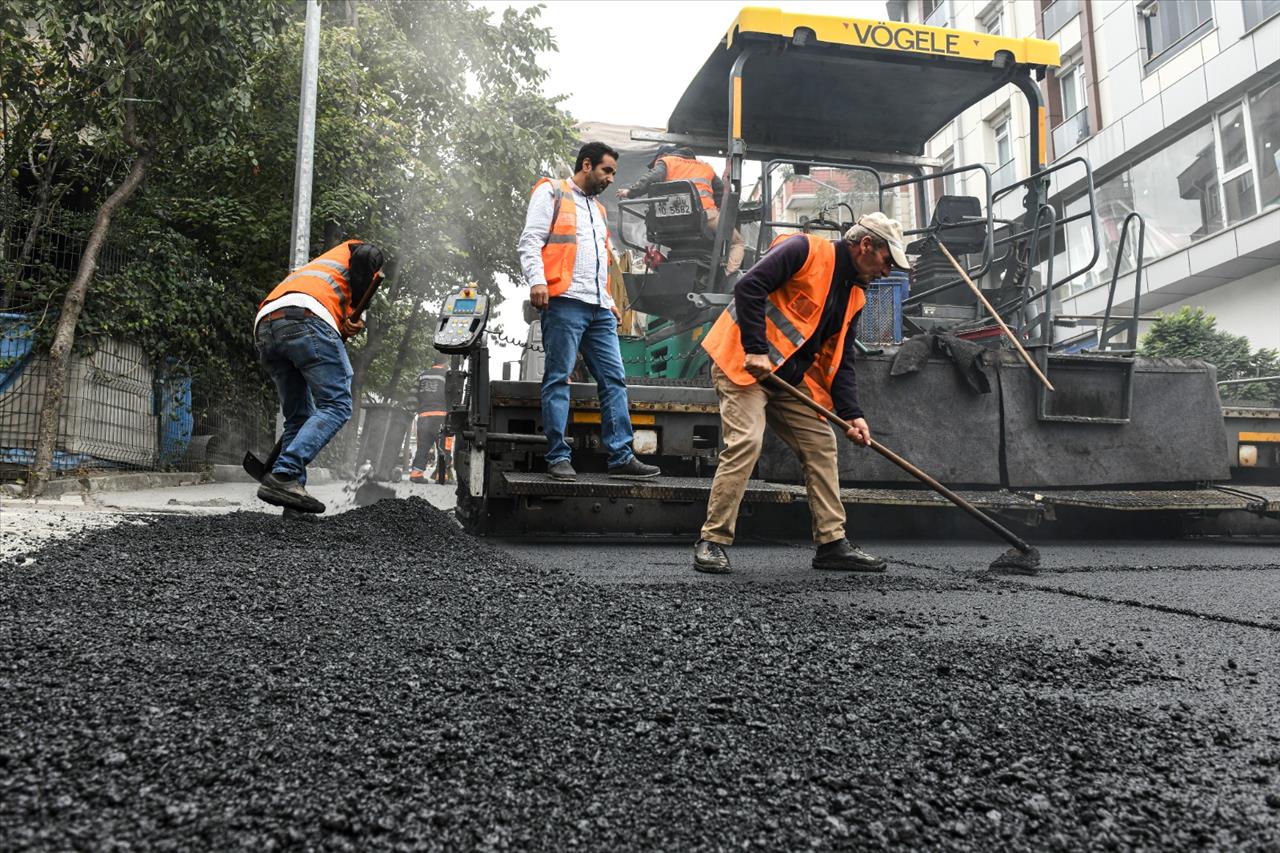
left=353, top=480, right=397, bottom=507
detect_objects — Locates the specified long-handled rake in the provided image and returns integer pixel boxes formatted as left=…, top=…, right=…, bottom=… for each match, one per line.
left=762, top=373, right=1041, bottom=574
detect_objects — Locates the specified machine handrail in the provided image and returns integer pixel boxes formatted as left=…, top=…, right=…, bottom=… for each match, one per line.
left=1097, top=211, right=1146, bottom=354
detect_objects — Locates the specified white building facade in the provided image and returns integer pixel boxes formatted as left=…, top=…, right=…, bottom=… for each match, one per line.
left=890, top=0, right=1280, bottom=350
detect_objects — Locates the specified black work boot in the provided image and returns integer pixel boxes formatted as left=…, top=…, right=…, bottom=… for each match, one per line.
left=813, top=538, right=886, bottom=572
left=257, top=473, right=325, bottom=514
left=693, top=539, right=731, bottom=574
left=608, top=457, right=661, bottom=480
left=547, top=460, right=577, bottom=481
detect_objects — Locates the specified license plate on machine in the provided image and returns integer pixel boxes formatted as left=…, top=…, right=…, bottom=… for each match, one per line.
left=653, top=194, right=692, bottom=217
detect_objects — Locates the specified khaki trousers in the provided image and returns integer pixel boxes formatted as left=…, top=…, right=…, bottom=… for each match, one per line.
left=705, top=208, right=745, bottom=275
left=701, top=365, right=846, bottom=545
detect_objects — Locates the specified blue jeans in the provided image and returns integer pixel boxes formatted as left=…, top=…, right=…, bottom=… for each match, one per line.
left=540, top=297, right=634, bottom=468
left=255, top=316, right=353, bottom=484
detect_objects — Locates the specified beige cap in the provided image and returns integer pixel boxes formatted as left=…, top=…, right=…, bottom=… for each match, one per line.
left=846, top=212, right=911, bottom=271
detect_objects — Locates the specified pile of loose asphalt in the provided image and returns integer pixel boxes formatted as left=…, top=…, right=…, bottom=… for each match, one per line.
left=3, top=497, right=1278, bottom=850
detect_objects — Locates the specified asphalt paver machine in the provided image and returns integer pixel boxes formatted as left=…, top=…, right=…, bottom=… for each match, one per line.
left=441, top=7, right=1278, bottom=538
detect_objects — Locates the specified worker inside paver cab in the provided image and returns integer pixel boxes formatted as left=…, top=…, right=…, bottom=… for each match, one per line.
left=694, top=213, right=911, bottom=574
left=517, top=140, right=661, bottom=483
left=254, top=240, right=384, bottom=516
left=617, top=145, right=745, bottom=276
left=409, top=363, right=448, bottom=484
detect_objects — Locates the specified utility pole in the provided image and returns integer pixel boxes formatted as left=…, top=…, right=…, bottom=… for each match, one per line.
left=289, top=0, right=321, bottom=269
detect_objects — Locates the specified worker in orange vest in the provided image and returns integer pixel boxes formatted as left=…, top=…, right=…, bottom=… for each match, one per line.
left=409, top=363, right=448, bottom=484
left=516, top=141, right=661, bottom=483
left=254, top=239, right=384, bottom=515
left=694, top=213, right=911, bottom=575
left=617, top=145, right=745, bottom=275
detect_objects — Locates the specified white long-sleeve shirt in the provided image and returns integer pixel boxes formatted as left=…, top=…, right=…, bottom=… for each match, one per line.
left=516, top=179, right=615, bottom=309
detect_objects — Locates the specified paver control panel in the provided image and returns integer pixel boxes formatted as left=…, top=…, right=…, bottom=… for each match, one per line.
left=433, top=287, right=490, bottom=354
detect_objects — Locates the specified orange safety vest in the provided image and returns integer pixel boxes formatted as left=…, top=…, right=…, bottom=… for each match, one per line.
left=659, top=155, right=717, bottom=211
left=701, top=234, right=866, bottom=412
left=260, top=240, right=360, bottom=328
left=532, top=178, right=613, bottom=297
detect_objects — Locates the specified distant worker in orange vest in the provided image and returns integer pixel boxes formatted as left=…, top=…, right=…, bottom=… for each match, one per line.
left=693, top=213, right=911, bottom=575
left=254, top=239, right=384, bottom=515
left=517, top=141, right=661, bottom=483
left=409, top=363, right=448, bottom=484
left=617, top=145, right=745, bottom=276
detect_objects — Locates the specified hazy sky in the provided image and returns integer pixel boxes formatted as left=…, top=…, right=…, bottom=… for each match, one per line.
left=470, top=0, right=892, bottom=367
left=476, top=1, right=891, bottom=127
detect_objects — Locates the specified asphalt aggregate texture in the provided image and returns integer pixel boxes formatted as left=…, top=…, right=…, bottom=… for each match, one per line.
left=3, top=498, right=1280, bottom=850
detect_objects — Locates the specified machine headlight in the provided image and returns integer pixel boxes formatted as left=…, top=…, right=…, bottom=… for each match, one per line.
left=633, top=429, right=659, bottom=456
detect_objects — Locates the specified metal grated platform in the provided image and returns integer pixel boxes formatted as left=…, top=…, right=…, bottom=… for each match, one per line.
left=500, top=471, right=798, bottom=503
left=1021, top=488, right=1259, bottom=512
left=1213, top=485, right=1280, bottom=514
left=836, top=487, right=1041, bottom=512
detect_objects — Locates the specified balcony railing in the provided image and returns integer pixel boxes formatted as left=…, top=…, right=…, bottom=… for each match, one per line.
left=1052, top=108, right=1091, bottom=157
left=1043, top=0, right=1081, bottom=36
left=991, top=160, right=1018, bottom=192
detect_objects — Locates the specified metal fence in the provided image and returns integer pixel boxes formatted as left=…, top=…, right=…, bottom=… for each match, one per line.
left=0, top=198, right=282, bottom=480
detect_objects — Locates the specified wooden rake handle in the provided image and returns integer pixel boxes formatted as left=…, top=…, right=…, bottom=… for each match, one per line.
left=935, top=241, right=1055, bottom=392
left=760, top=373, right=1033, bottom=554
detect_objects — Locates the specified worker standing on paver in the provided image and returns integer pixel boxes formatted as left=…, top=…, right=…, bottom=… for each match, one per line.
left=617, top=145, right=745, bottom=276
left=254, top=240, right=384, bottom=514
left=694, top=214, right=911, bottom=574
left=409, top=362, right=448, bottom=484
left=517, top=141, right=660, bottom=483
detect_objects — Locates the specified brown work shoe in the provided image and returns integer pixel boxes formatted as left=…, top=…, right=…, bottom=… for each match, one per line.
left=257, top=473, right=325, bottom=514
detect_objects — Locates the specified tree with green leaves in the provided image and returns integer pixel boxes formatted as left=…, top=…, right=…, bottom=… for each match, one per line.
left=8, top=0, right=289, bottom=495
left=162, top=0, right=574, bottom=466
left=1139, top=307, right=1280, bottom=402
left=3, top=0, right=573, bottom=485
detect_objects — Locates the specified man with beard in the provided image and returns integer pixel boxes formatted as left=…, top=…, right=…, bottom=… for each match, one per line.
left=517, top=141, right=660, bottom=482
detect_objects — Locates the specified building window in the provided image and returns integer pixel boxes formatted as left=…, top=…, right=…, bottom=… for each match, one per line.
left=934, top=149, right=957, bottom=209
left=1050, top=81, right=1280, bottom=296
left=1042, top=0, right=1081, bottom=38
left=990, top=115, right=1015, bottom=191
left=924, top=0, right=951, bottom=29
left=993, top=117, right=1012, bottom=167
left=1243, top=0, right=1280, bottom=31
left=1137, top=0, right=1213, bottom=71
left=978, top=2, right=1003, bottom=36
left=1216, top=102, right=1257, bottom=225
left=1250, top=80, right=1280, bottom=211
left=1051, top=60, right=1091, bottom=154
left=1059, top=62, right=1085, bottom=121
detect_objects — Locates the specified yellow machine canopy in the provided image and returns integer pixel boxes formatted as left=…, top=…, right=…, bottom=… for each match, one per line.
left=667, top=6, right=1061, bottom=158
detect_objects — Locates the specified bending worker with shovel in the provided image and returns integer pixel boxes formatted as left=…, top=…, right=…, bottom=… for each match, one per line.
left=694, top=213, right=911, bottom=574
left=253, top=240, right=385, bottom=516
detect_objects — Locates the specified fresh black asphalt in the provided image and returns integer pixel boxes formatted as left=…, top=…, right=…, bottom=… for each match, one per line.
left=3, top=497, right=1279, bottom=850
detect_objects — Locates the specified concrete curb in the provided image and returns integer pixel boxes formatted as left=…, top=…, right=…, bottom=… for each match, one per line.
left=2, top=471, right=213, bottom=500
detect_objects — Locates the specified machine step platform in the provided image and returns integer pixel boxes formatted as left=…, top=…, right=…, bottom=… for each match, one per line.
left=500, top=471, right=798, bottom=503
left=1020, top=487, right=1263, bottom=512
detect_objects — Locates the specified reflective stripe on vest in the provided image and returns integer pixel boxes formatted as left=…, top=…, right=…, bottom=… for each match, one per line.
left=701, top=234, right=866, bottom=413
left=659, top=155, right=717, bottom=210
left=260, top=241, right=358, bottom=329
left=532, top=177, right=613, bottom=298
